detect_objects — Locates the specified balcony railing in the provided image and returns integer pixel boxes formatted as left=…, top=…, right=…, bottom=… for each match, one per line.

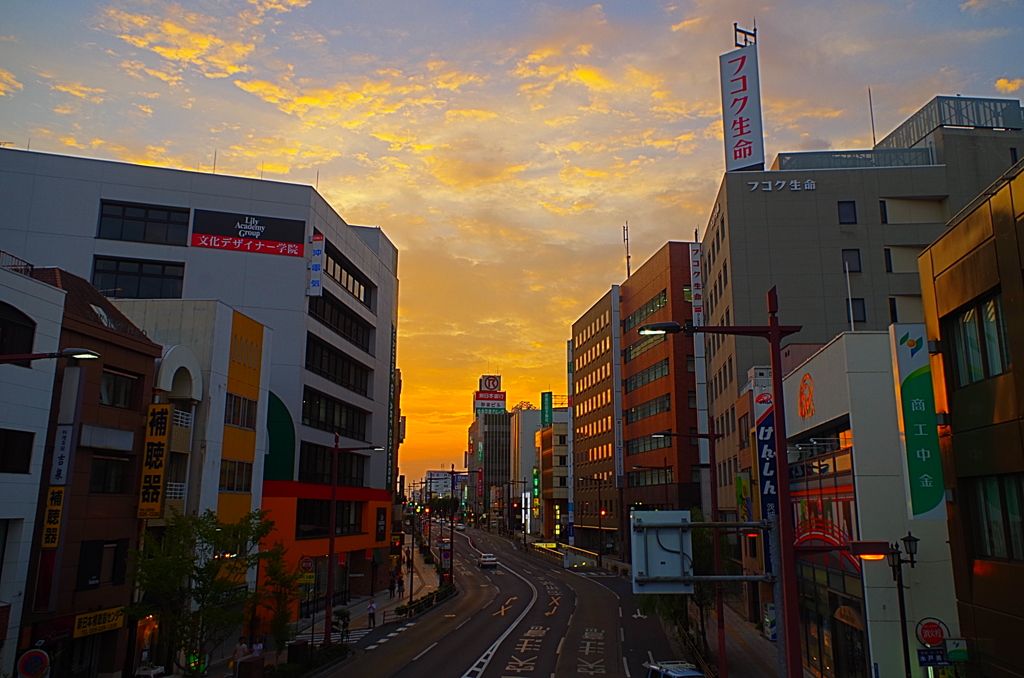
left=0, top=250, right=33, bottom=277
left=165, top=483, right=187, bottom=500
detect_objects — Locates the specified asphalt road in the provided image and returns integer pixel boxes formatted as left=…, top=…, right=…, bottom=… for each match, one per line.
left=330, top=527, right=682, bottom=678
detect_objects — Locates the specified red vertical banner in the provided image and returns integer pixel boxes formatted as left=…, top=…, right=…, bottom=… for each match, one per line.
left=477, top=468, right=483, bottom=497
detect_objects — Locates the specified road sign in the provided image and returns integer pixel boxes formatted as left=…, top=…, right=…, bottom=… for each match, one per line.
left=442, top=550, right=451, bottom=560
left=946, top=638, right=968, bottom=662
left=916, top=618, right=947, bottom=647
left=18, top=649, right=49, bottom=678
left=299, top=556, right=314, bottom=573
left=298, top=572, right=315, bottom=584
left=917, top=649, right=951, bottom=667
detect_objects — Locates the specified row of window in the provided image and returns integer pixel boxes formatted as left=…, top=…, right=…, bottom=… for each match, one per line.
left=93, top=257, right=184, bottom=299
left=575, top=337, right=610, bottom=372
left=297, top=441, right=367, bottom=486
left=302, top=387, right=369, bottom=441
left=324, top=244, right=372, bottom=307
left=624, top=333, right=666, bottom=362
left=949, top=293, right=1010, bottom=388
left=295, top=497, right=364, bottom=539
left=573, top=310, right=610, bottom=349
left=622, top=290, right=667, bottom=332
left=625, top=433, right=672, bottom=456
left=624, top=359, right=669, bottom=393
left=628, top=467, right=673, bottom=487
left=967, top=472, right=1024, bottom=562
left=225, top=393, right=258, bottom=430
left=309, top=291, right=372, bottom=353
left=98, top=200, right=191, bottom=246
left=305, top=334, right=370, bottom=396
left=625, top=394, right=671, bottom=424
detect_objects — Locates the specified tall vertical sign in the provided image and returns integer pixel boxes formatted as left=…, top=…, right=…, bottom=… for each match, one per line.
left=611, top=286, right=625, bottom=488
left=567, top=340, right=576, bottom=545
left=690, top=244, right=709, bottom=469
left=541, top=392, right=553, bottom=425
left=386, top=324, right=397, bottom=490
left=891, top=324, right=946, bottom=520
left=719, top=41, right=765, bottom=172
left=752, top=380, right=777, bottom=573
left=139, top=403, right=172, bottom=519
left=308, top=234, right=324, bottom=296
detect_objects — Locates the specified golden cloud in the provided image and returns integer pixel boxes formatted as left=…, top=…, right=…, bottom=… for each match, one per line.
left=103, top=8, right=255, bottom=78
left=51, top=82, right=106, bottom=102
left=133, top=104, right=154, bottom=116
left=423, top=156, right=530, bottom=189
left=445, top=109, right=499, bottom=122
left=995, top=77, right=1023, bottom=93
left=671, top=17, right=703, bottom=31
left=0, top=69, right=23, bottom=96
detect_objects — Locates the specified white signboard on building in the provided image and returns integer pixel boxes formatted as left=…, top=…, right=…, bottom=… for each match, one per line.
left=719, top=43, right=765, bottom=172
left=308, top=234, right=324, bottom=296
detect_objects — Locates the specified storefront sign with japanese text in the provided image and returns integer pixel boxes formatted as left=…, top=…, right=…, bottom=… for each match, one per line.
left=138, top=403, right=172, bottom=519
left=308, top=234, right=324, bottom=296
left=73, top=606, right=125, bottom=638
left=890, top=324, right=945, bottom=520
left=719, top=43, right=764, bottom=171
left=40, top=486, right=65, bottom=549
left=49, top=425, right=72, bottom=485
left=191, top=209, right=305, bottom=257
left=753, top=391, right=778, bottom=573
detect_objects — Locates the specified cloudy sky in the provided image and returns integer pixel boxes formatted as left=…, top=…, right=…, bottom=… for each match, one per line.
left=1, top=0, right=1021, bottom=481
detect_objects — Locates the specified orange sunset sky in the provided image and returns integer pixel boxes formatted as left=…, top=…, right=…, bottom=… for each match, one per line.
left=1, top=0, right=1021, bottom=482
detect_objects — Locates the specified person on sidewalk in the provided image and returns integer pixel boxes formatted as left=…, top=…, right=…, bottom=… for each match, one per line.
left=251, top=635, right=264, bottom=658
left=388, top=576, right=396, bottom=598
left=231, top=637, right=248, bottom=677
left=397, top=574, right=405, bottom=596
left=367, top=600, right=377, bottom=628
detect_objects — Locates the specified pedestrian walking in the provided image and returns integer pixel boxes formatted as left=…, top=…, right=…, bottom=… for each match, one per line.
left=251, top=635, right=264, bottom=658
left=367, top=600, right=377, bottom=628
left=397, top=574, right=405, bottom=596
left=388, top=576, right=397, bottom=598
left=231, top=637, right=248, bottom=677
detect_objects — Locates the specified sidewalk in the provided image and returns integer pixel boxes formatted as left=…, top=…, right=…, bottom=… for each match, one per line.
left=712, top=604, right=816, bottom=678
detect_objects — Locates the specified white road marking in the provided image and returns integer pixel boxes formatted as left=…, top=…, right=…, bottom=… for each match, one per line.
left=413, top=641, right=438, bottom=661
left=623, top=657, right=632, bottom=677
left=557, top=637, right=564, bottom=654
left=647, top=650, right=655, bottom=664
left=620, top=628, right=625, bottom=642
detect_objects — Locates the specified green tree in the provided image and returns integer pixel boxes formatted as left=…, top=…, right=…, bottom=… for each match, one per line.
left=129, top=510, right=274, bottom=676
left=259, top=542, right=301, bottom=661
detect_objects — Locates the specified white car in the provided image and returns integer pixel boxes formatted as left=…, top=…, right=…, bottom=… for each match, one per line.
left=456, top=523, right=466, bottom=531
left=477, top=553, right=498, bottom=568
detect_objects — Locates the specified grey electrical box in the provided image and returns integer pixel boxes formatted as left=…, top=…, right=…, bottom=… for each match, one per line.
left=631, top=510, right=694, bottom=595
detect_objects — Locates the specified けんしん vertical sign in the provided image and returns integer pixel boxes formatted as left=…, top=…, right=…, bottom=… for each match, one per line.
left=719, top=43, right=765, bottom=172
left=891, top=324, right=946, bottom=520
left=138, top=404, right=173, bottom=519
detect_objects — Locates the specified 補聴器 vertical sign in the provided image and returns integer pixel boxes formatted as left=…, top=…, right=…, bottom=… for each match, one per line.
left=719, top=43, right=765, bottom=171
left=139, top=404, right=173, bottom=519
left=891, top=324, right=945, bottom=520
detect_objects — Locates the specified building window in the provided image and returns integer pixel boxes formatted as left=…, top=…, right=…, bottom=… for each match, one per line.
left=948, top=293, right=1011, bottom=387
left=624, top=333, right=666, bottom=362
left=76, top=539, right=128, bottom=590
left=884, top=248, right=893, bottom=273
left=625, top=394, right=671, bottom=424
left=337, top=501, right=364, bottom=535
left=688, top=391, right=697, bottom=409
left=295, top=498, right=330, bottom=539
left=324, top=242, right=373, bottom=308
left=219, top=459, right=253, bottom=493
left=686, top=355, right=696, bottom=372
left=557, top=435, right=567, bottom=445
left=298, top=441, right=366, bottom=486
left=624, top=359, right=669, bottom=393
left=557, top=455, right=567, bottom=466
left=558, top=477, right=568, bottom=487
left=846, top=298, right=867, bottom=324
left=0, top=301, right=35, bottom=360
left=889, top=298, right=899, bottom=324
left=224, top=393, right=257, bottom=430
left=838, top=201, right=858, bottom=224
left=89, top=455, right=129, bottom=494
left=738, top=414, right=750, bottom=449
left=308, top=291, right=372, bottom=353
left=302, top=387, right=369, bottom=441
left=99, top=370, right=136, bottom=409
left=625, top=434, right=672, bottom=456
left=623, top=290, right=668, bottom=332
left=841, top=249, right=862, bottom=273
left=305, top=334, right=370, bottom=396
left=97, top=200, right=190, bottom=246
left=879, top=200, right=888, bottom=224
left=966, top=473, right=1024, bottom=561
left=92, top=257, right=184, bottom=299
left=0, top=428, right=33, bottom=474
left=628, top=467, right=674, bottom=487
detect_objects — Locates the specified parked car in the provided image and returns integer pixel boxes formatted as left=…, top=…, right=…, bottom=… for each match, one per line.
left=477, top=553, right=498, bottom=568
left=643, top=661, right=704, bottom=678
left=456, top=523, right=466, bottom=531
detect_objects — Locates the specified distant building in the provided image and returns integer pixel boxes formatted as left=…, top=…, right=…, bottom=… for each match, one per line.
left=537, top=416, right=569, bottom=540
left=918, top=156, right=1024, bottom=678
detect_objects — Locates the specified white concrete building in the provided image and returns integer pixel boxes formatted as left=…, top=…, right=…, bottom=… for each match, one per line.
left=0, top=261, right=65, bottom=675
left=782, top=331, right=958, bottom=677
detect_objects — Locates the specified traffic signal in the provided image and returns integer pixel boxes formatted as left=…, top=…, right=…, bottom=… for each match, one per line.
left=425, top=507, right=430, bottom=514
left=600, top=509, right=607, bottom=516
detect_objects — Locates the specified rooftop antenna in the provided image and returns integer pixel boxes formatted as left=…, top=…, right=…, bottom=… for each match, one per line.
left=212, top=150, right=217, bottom=174
left=868, top=87, right=878, bottom=147
left=623, top=221, right=632, bottom=278
left=316, top=170, right=320, bottom=190
left=261, top=161, right=265, bottom=180
left=734, top=21, right=756, bottom=47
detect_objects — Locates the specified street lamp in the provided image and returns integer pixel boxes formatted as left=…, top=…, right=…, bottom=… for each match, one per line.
left=577, top=475, right=605, bottom=567
left=323, top=436, right=384, bottom=646
left=639, top=286, right=803, bottom=678
left=886, top=533, right=919, bottom=678
left=0, top=347, right=101, bottom=365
